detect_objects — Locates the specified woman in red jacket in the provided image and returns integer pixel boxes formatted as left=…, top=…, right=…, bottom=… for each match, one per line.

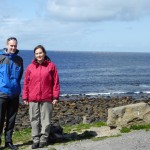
left=22, top=45, right=60, bottom=149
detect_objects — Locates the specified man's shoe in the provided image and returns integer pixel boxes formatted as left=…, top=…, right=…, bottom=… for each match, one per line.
left=5, top=142, right=18, bottom=150
left=31, top=142, right=39, bottom=149
left=39, top=142, right=47, bottom=148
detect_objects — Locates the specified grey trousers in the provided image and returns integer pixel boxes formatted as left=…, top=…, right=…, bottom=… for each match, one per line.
left=29, top=102, right=53, bottom=143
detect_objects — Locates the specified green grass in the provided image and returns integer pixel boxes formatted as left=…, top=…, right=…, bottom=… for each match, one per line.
left=120, top=127, right=131, bottom=133
left=130, top=124, right=150, bottom=131
left=63, top=121, right=107, bottom=133
left=1, top=128, right=31, bottom=146
left=12, top=128, right=31, bottom=143
left=120, top=124, right=150, bottom=133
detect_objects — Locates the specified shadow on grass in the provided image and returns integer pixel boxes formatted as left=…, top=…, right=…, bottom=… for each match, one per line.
left=0, top=130, right=97, bottom=149
left=48, top=130, right=98, bottom=145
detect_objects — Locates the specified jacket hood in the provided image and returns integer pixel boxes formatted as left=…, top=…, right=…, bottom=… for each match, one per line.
left=0, top=48, right=19, bottom=55
left=32, top=58, right=51, bottom=67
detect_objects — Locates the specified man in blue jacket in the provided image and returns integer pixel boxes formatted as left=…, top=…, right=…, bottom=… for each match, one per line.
left=0, top=37, right=23, bottom=150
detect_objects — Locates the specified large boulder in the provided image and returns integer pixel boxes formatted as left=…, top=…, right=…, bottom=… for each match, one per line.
left=107, top=102, right=150, bottom=128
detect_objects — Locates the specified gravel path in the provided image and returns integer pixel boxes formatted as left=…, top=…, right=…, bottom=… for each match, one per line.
left=47, top=130, right=150, bottom=150
left=20, top=129, right=150, bottom=150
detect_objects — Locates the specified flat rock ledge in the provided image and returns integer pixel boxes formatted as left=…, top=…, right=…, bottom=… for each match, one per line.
left=15, top=96, right=150, bottom=130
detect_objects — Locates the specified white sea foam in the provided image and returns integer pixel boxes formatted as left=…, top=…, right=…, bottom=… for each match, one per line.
left=139, top=84, right=150, bottom=88
left=142, top=91, right=150, bottom=94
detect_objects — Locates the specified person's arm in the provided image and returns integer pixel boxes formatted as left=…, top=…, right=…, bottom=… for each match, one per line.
left=22, top=67, right=30, bottom=105
left=19, top=57, right=24, bottom=82
left=52, top=64, right=60, bottom=104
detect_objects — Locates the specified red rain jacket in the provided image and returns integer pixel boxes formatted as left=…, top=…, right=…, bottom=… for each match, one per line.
left=22, top=59, right=60, bottom=102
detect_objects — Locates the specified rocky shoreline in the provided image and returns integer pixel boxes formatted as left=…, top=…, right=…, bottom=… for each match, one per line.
left=15, top=96, right=150, bottom=131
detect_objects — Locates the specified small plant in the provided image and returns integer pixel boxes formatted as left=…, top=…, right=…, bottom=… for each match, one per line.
left=120, top=127, right=131, bottom=133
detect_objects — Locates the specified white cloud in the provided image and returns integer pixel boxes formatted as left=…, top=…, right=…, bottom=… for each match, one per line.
left=0, top=0, right=150, bottom=52
left=47, top=0, right=150, bottom=21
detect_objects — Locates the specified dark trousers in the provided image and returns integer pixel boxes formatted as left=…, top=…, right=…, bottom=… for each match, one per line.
left=0, top=96, right=19, bottom=143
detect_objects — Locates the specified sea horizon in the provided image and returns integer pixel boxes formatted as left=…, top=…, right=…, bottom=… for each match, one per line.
left=20, top=49, right=150, bottom=54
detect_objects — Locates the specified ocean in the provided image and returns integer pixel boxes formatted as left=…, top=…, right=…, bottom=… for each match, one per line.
left=19, top=50, right=150, bottom=99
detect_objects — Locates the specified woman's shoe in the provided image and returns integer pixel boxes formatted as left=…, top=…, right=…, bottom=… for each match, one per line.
left=39, top=142, right=47, bottom=148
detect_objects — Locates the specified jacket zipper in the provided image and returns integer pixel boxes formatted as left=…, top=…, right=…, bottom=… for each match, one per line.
left=39, top=65, right=42, bottom=100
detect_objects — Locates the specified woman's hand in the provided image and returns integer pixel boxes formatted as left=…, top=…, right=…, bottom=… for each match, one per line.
left=23, top=100, right=29, bottom=105
left=52, top=99, right=58, bottom=105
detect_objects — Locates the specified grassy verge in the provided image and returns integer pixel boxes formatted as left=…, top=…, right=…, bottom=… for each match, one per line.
left=1, top=122, right=150, bottom=149
left=1, top=122, right=106, bottom=145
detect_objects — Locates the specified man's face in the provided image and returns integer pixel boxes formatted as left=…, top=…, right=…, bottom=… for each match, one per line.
left=6, top=39, right=17, bottom=53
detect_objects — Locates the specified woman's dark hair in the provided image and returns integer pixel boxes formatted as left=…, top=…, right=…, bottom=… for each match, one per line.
left=34, top=45, right=50, bottom=60
left=34, top=45, right=46, bottom=54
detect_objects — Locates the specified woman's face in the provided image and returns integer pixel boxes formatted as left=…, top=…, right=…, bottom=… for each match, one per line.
left=35, top=48, right=46, bottom=64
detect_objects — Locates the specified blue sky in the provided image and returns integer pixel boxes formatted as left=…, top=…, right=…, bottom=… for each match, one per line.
left=0, top=0, right=150, bottom=52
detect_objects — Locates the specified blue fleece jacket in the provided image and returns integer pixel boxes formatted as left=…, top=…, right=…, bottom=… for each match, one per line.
left=0, top=49, right=23, bottom=97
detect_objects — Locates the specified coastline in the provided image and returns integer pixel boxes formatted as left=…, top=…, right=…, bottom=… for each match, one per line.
left=16, top=95, right=149, bottom=131
left=59, top=92, right=150, bottom=101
